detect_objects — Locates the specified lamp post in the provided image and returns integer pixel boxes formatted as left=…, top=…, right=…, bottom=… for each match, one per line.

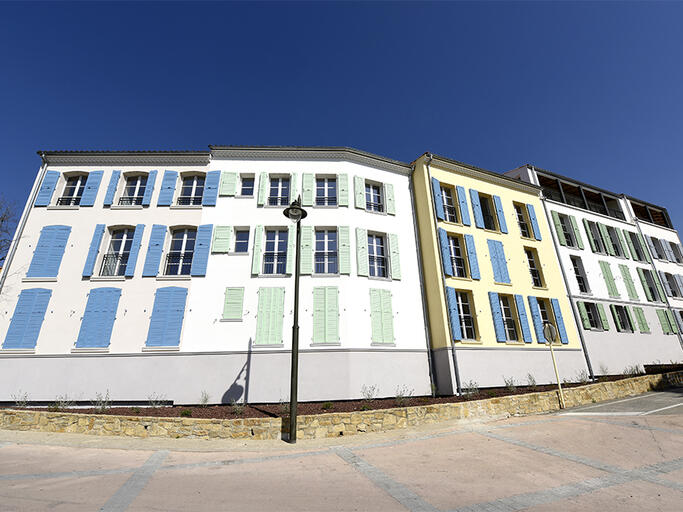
left=543, top=321, right=566, bottom=409
left=283, top=196, right=307, bottom=443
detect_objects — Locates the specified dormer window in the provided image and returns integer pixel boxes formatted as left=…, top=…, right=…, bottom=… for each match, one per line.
left=57, top=174, right=87, bottom=205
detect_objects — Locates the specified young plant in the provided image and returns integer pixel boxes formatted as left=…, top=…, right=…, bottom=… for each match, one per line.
left=91, top=390, right=111, bottom=413
left=321, top=401, right=334, bottom=410
left=230, top=399, right=245, bottom=416
left=461, top=380, right=479, bottom=396
left=503, top=376, right=516, bottom=392
left=180, top=409, right=192, bottom=417
left=599, top=364, right=609, bottom=376
left=526, top=373, right=537, bottom=390
left=360, top=384, right=379, bottom=401
left=11, top=391, right=29, bottom=408
left=575, top=370, right=589, bottom=384
left=49, top=394, right=74, bottom=412
left=395, top=385, right=414, bottom=406
left=199, top=390, right=210, bottom=407
left=147, top=392, right=166, bottom=408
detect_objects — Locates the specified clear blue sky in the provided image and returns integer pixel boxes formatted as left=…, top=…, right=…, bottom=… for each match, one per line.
left=1, top=1, right=682, bottom=229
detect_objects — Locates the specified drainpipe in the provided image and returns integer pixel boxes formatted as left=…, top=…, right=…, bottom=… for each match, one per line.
left=425, top=153, right=462, bottom=395
left=409, top=164, right=436, bottom=396
left=535, top=166, right=595, bottom=380
left=0, top=153, right=49, bottom=295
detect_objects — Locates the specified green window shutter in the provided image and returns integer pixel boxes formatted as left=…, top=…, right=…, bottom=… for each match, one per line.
left=618, top=264, right=639, bottom=300
left=600, top=261, right=620, bottom=298
left=338, top=226, right=351, bottom=275
left=598, top=224, right=615, bottom=256
left=338, top=174, right=349, bottom=206
left=665, top=310, right=679, bottom=334
left=617, top=229, right=629, bottom=259
left=624, top=231, right=638, bottom=260
left=385, top=183, right=396, bottom=215
left=656, top=309, right=671, bottom=334
left=312, top=287, right=326, bottom=343
left=219, top=172, right=237, bottom=196
left=356, top=228, right=368, bottom=276
left=638, top=234, right=652, bottom=263
left=286, top=225, right=296, bottom=274
left=251, top=226, right=263, bottom=275
left=551, top=211, right=566, bottom=246
left=326, top=287, right=339, bottom=343
left=583, top=219, right=597, bottom=252
left=637, top=268, right=654, bottom=301
left=255, top=288, right=272, bottom=344
left=569, top=216, right=584, bottom=249
left=354, top=176, right=365, bottom=209
left=301, top=174, right=314, bottom=206
left=653, top=273, right=667, bottom=303
left=271, top=287, right=285, bottom=343
left=380, top=289, right=394, bottom=344
left=300, top=226, right=313, bottom=275
left=369, top=289, right=383, bottom=343
left=625, top=307, right=636, bottom=331
left=597, top=303, right=610, bottom=330
left=289, top=173, right=297, bottom=204
left=257, top=173, right=268, bottom=206
left=212, top=226, right=232, bottom=253
left=388, top=233, right=401, bottom=280
left=223, top=287, right=244, bottom=320
left=610, top=305, right=622, bottom=331
left=577, top=302, right=591, bottom=329
left=633, top=307, right=649, bottom=333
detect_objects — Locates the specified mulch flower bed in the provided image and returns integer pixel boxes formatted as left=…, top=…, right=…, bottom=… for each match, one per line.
left=4, top=373, right=655, bottom=420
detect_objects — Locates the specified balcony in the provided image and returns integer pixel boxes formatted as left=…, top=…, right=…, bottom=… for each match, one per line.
left=314, top=252, right=338, bottom=274
left=365, top=201, right=384, bottom=213
left=118, top=195, right=143, bottom=206
left=263, top=251, right=287, bottom=274
left=100, top=253, right=128, bottom=277
left=315, top=196, right=338, bottom=207
left=56, top=196, right=81, bottom=206
left=164, top=251, right=193, bottom=275
left=176, top=196, right=202, bottom=206
left=268, top=195, right=289, bottom=207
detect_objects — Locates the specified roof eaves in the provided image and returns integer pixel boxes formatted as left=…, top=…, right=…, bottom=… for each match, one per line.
left=429, top=154, right=542, bottom=192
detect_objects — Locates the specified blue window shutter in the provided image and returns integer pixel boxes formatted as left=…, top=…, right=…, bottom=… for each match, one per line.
left=142, top=225, right=167, bottom=277
left=493, top=195, right=508, bottom=233
left=431, top=178, right=445, bottom=221
left=35, top=171, right=60, bottom=207
left=146, top=287, right=187, bottom=347
left=190, top=224, right=213, bottom=276
left=203, top=171, right=221, bottom=206
left=515, top=294, right=533, bottom=343
left=76, top=287, right=121, bottom=348
left=142, top=170, right=157, bottom=206
left=3, top=288, right=52, bottom=349
left=527, top=296, right=545, bottom=343
left=456, top=186, right=471, bottom=226
left=80, top=171, right=103, bottom=206
left=497, top=242, right=510, bottom=284
left=125, top=224, right=145, bottom=277
left=157, top=171, right=178, bottom=206
left=445, top=287, right=462, bottom=341
left=103, top=171, right=121, bottom=207
left=488, top=292, right=506, bottom=342
left=527, top=204, right=542, bottom=241
left=438, top=228, right=453, bottom=276
left=45, top=225, right=71, bottom=278
left=464, top=234, right=480, bottom=279
left=28, top=225, right=71, bottom=278
left=487, top=239, right=509, bottom=283
left=551, top=298, right=569, bottom=344
left=82, top=224, right=106, bottom=277
left=469, top=189, right=484, bottom=228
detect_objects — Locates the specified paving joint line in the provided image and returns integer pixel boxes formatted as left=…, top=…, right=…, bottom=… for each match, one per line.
left=574, top=416, right=683, bottom=435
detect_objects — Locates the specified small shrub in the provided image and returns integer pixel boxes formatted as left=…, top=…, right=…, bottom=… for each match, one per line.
left=526, top=373, right=537, bottom=391
left=599, top=364, right=609, bottom=376
left=278, top=398, right=290, bottom=415
left=395, top=385, right=414, bottom=406
left=360, top=404, right=370, bottom=411
left=321, top=401, right=334, bottom=410
left=486, top=390, right=496, bottom=398
left=360, top=384, right=379, bottom=401
left=461, top=380, right=479, bottom=396
left=49, top=395, right=74, bottom=412
left=230, top=400, right=245, bottom=416
left=503, top=376, right=516, bottom=392
left=199, top=390, right=210, bottom=407
left=180, top=409, right=192, bottom=417
left=623, top=364, right=643, bottom=376
left=147, top=392, right=166, bottom=408
left=131, top=407, right=141, bottom=414
left=91, top=390, right=111, bottom=413
left=11, top=391, right=29, bottom=408
left=576, top=370, right=589, bottom=384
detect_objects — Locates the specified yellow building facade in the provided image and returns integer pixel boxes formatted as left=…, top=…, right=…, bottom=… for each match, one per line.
left=412, top=154, right=590, bottom=393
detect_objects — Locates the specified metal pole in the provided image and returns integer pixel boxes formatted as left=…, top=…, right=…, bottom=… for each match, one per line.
left=548, top=342, right=566, bottom=409
left=288, top=219, right=302, bottom=443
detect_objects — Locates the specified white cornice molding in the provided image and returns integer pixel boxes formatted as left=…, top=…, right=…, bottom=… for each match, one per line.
left=41, top=152, right=210, bottom=167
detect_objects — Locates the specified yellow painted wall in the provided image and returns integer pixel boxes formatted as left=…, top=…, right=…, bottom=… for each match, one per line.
left=413, top=155, right=581, bottom=351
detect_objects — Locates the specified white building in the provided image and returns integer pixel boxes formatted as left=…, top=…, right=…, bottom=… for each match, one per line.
left=506, top=165, right=683, bottom=375
left=0, top=147, right=432, bottom=405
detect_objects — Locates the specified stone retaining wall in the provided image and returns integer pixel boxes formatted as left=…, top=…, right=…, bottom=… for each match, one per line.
left=1, top=372, right=681, bottom=441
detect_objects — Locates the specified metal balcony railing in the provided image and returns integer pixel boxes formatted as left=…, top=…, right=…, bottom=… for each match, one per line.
left=365, top=201, right=384, bottom=212
left=56, top=196, right=81, bottom=206
left=263, top=251, right=287, bottom=274
left=314, top=252, right=338, bottom=274
left=100, top=253, right=129, bottom=276
left=315, top=196, right=338, bottom=206
left=177, top=196, right=202, bottom=206
left=268, top=195, right=289, bottom=206
left=164, top=251, right=193, bottom=275
left=118, top=195, right=144, bottom=206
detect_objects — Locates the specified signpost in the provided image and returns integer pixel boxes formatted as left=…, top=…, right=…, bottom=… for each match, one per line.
left=543, top=321, right=566, bottom=409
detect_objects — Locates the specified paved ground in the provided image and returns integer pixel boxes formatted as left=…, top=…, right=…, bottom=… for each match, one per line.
left=0, top=389, right=682, bottom=511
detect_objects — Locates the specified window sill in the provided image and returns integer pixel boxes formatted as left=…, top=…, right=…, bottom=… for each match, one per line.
left=263, top=204, right=287, bottom=209
left=367, top=276, right=392, bottom=282
left=46, top=205, right=79, bottom=210
left=457, top=340, right=482, bottom=345
left=22, top=277, right=57, bottom=282
left=71, top=347, right=109, bottom=353
left=364, top=209, right=387, bottom=216
left=312, top=204, right=339, bottom=209
left=219, top=318, right=243, bottom=322
left=532, top=285, right=549, bottom=291
left=142, top=346, right=180, bottom=352
left=229, top=251, right=250, bottom=256
left=311, top=273, right=340, bottom=278
left=504, top=341, right=526, bottom=346
left=235, top=195, right=254, bottom=199
left=252, top=343, right=284, bottom=348
left=446, top=275, right=472, bottom=282
left=310, top=342, right=341, bottom=347
left=170, top=205, right=202, bottom=210
left=110, top=205, right=144, bottom=210
left=370, top=342, right=396, bottom=347
left=257, top=274, right=290, bottom=278
left=90, top=276, right=126, bottom=282
left=493, top=281, right=513, bottom=286
left=156, top=275, right=192, bottom=281
left=0, top=348, right=35, bottom=354
left=440, top=219, right=465, bottom=228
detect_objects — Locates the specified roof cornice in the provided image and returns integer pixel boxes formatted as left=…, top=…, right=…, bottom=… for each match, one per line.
left=38, top=150, right=210, bottom=167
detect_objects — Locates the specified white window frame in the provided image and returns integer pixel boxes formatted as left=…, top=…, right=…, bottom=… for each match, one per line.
left=233, top=228, right=250, bottom=254
left=478, top=193, right=498, bottom=231
left=514, top=203, right=531, bottom=239
left=100, top=227, right=135, bottom=277
left=119, top=174, right=148, bottom=206
left=177, top=174, right=205, bottom=206
left=499, top=295, right=519, bottom=342
left=267, top=176, right=290, bottom=207
left=557, top=214, right=577, bottom=248
left=315, top=176, right=338, bottom=207
left=239, top=174, right=255, bottom=197
left=571, top=256, right=590, bottom=293
left=58, top=173, right=87, bottom=205
left=314, top=228, right=338, bottom=275
left=525, top=247, right=544, bottom=287
left=441, top=186, right=458, bottom=223
left=448, top=235, right=467, bottom=278
left=606, top=226, right=625, bottom=257
left=165, top=228, right=197, bottom=276
left=456, top=290, right=476, bottom=340
left=365, top=181, right=384, bottom=213
left=367, top=233, right=388, bottom=278
left=613, top=305, right=634, bottom=333
left=584, top=302, right=603, bottom=330
left=263, top=228, right=288, bottom=275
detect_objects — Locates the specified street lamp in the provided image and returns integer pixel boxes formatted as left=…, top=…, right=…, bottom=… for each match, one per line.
left=542, top=321, right=566, bottom=409
left=283, top=196, right=307, bottom=443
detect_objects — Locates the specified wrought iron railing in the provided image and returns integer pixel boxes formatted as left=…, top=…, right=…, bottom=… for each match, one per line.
left=444, top=205, right=458, bottom=222
left=366, top=201, right=384, bottom=212
left=100, top=253, right=129, bottom=276
left=118, top=195, right=144, bottom=206
left=315, top=196, right=338, bottom=206
left=176, top=196, right=203, bottom=206
left=314, top=252, right=338, bottom=273
left=369, top=255, right=387, bottom=277
left=56, top=196, right=81, bottom=206
left=482, top=213, right=496, bottom=231
left=263, top=251, right=287, bottom=274
left=268, top=195, right=289, bottom=206
left=164, top=251, right=193, bottom=275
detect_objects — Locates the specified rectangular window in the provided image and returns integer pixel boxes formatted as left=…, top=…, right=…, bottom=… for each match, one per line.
left=587, top=221, right=606, bottom=253
left=499, top=295, right=519, bottom=342
left=536, top=298, right=553, bottom=326
left=165, top=228, right=196, bottom=275
left=240, top=175, right=255, bottom=197
left=612, top=305, right=634, bottom=333
left=368, top=234, right=387, bottom=278
left=263, top=229, right=288, bottom=274
left=268, top=177, right=290, bottom=206
left=642, top=269, right=660, bottom=302
left=234, top=229, right=250, bottom=253
left=365, top=182, right=384, bottom=212
left=606, top=226, right=625, bottom=257
left=555, top=213, right=577, bottom=247
left=665, top=273, right=681, bottom=298
left=441, top=186, right=459, bottom=223
left=58, top=174, right=87, bottom=205
left=456, top=291, right=476, bottom=340
left=120, top=175, right=147, bottom=205
left=571, top=256, right=590, bottom=293
left=315, top=229, right=338, bottom=274
left=628, top=232, right=646, bottom=262
left=177, top=175, right=204, bottom=205
left=670, top=242, right=683, bottom=264
left=448, top=235, right=468, bottom=278
left=584, top=302, right=602, bottom=330
left=100, top=228, right=134, bottom=276
left=315, top=177, right=337, bottom=206
left=652, top=238, right=666, bottom=260
left=525, top=247, right=544, bottom=287
left=514, top=203, right=531, bottom=238
left=478, top=193, right=497, bottom=231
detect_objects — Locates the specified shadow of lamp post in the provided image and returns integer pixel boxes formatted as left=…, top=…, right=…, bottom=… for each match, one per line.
left=543, top=321, right=566, bottom=409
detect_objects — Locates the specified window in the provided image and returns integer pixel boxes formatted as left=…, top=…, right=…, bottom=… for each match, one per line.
left=263, top=229, right=288, bottom=274
left=441, top=186, right=458, bottom=223
left=536, top=298, right=553, bottom=326
left=268, top=177, right=290, bottom=206
left=499, top=295, right=519, bottom=342
left=628, top=232, right=646, bottom=261
left=551, top=212, right=581, bottom=248
left=611, top=305, right=634, bottom=333
left=120, top=175, right=147, bottom=205
left=455, top=291, right=476, bottom=340
left=448, top=235, right=467, bottom=278
left=234, top=229, right=250, bottom=253
left=525, top=248, right=544, bottom=287
left=100, top=228, right=134, bottom=276
left=641, top=269, right=661, bottom=302
left=240, top=175, right=255, bottom=197
left=165, top=229, right=196, bottom=275
left=58, top=174, right=87, bottom=205
left=514, top=203, right=531, bottom=238
left=479, top=194, right=497, bottom=231
left=606, top=227, right=625, bottom=257
left=316, top=177, right=337, bottom=206
left=671, top=243, right=683, bottom=264
left=665, top=273, right=681, bottom=298
left=177, top=175, right=204, bottom=205
left=365, top=182, right=383, bottom=213
left=368, top=234, right=387, bottom=278
left=583, top=302, right=603, bottom=330
left=652, top=237, right=666, bottom=260
left=586, top=221, right=606, bottom=254
left=315, top=229, right=338, bottom=274
left=571, top=256, right=590, bottom=293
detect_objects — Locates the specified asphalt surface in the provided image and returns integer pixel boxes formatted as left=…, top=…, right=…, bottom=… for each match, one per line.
left=0, top=389, right=681, bottom=511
